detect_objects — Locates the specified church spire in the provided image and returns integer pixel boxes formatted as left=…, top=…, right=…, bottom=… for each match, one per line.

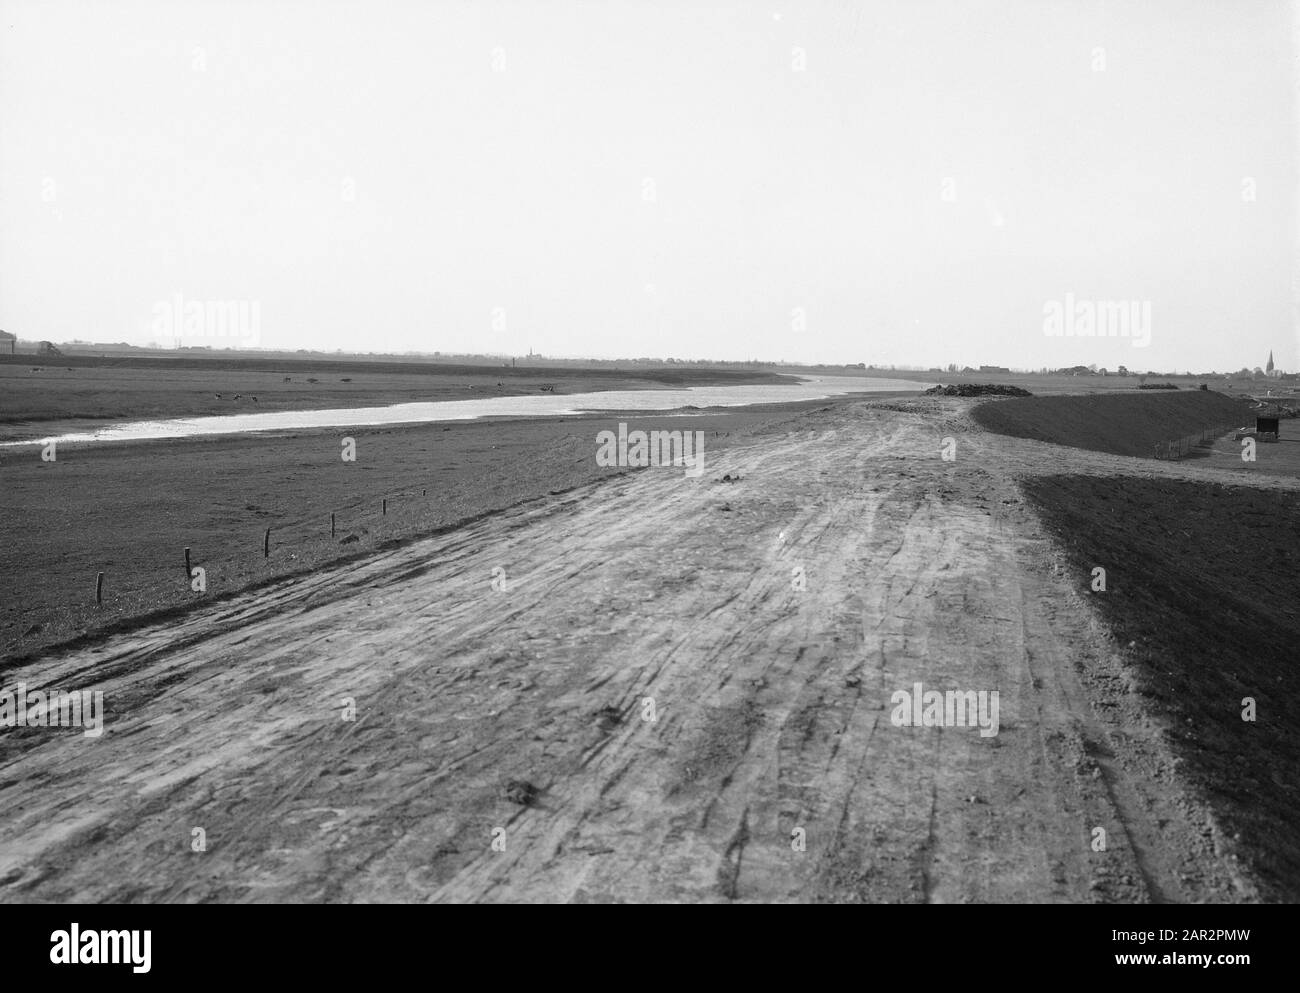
left=1267, top=350, right=1275, bottom=373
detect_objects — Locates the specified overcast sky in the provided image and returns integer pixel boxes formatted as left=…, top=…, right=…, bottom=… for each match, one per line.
left=1, top=0, right=1295, bottom=371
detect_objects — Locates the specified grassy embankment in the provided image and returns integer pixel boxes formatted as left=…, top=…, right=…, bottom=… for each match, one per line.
left=972, top=390, right=1251, bottom=458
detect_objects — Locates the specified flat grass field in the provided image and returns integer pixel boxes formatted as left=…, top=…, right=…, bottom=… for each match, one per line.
left=0, top=353, right=797, bottom=440
left=913, top=366, right=1300, bottom=400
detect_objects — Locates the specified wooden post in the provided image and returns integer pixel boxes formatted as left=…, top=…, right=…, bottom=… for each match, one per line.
left=331, top=512, right=336, bottom=538
left=96, top=571, right=103, bottom=604
left=184, top=546, right=191, bottom=580
left=382, top=498, right=387, bottom=516
left=422, top=488, right=426, bottom=496
left=264, top=527, right=271, bottom=558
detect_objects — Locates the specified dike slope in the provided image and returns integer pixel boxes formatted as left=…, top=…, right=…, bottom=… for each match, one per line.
left=972, top=391, right=1250, bottom=459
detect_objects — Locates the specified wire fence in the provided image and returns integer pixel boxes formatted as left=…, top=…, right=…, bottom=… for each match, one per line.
left=1152, top=423, right=1238, bottom=461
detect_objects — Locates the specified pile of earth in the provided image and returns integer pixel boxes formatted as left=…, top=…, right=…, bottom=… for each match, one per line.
left=923, top=383, right=1033, bottom=397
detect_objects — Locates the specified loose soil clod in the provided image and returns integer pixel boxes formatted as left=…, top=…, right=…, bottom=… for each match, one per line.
left=504, top=779, right=540, bottom=806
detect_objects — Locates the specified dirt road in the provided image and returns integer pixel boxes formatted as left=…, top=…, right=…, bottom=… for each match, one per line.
left=0, top=401, right=1261, bottom=902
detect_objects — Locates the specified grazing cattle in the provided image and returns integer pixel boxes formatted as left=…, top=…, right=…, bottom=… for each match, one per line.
left=215, top=393, right=223, bottom=399
left=251, top=396, right=258, bottom=402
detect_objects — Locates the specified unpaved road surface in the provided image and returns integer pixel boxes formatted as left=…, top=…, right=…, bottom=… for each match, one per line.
left=0, top=401, right=1262, bottom=902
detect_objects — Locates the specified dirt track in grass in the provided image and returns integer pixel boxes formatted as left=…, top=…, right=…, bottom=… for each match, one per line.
left=5, top=397, right=1284, bottom=903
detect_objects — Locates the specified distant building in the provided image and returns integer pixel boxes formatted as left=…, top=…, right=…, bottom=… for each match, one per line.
left=0, top=330, right=14, bottom=354
left=979, top=365, right=1010, bottom=373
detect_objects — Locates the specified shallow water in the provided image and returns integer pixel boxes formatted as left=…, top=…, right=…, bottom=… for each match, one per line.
left=4, top=375, right=933, bottom=447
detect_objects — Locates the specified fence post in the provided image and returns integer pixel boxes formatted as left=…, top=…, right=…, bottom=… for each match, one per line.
left=264, top=527, right=271, bottom=558
left=331, top=512, right=336, bottom=538
left=96, top=571, right=103, bottom=605
left=184, top=546, right=191, bottom=581
left=382, top=498, right=387, bottom=516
